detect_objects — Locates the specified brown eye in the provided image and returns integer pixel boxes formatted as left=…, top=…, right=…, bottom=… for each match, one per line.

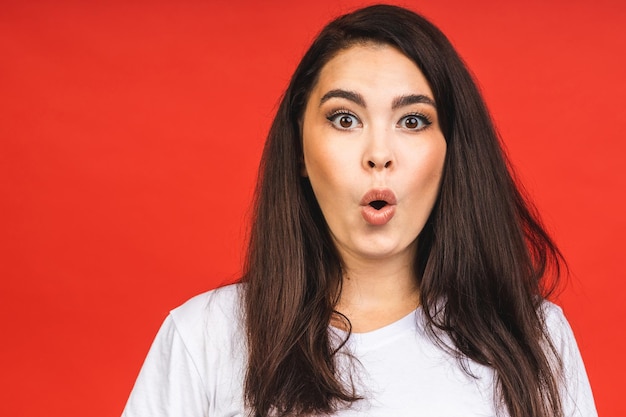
left=340, top=116, right=353, bottom=128
left=399, top=114, right=430, bottom=131
left=327, top=113, right=360, bottom=129
left=405, top=116, right=419, bottom=129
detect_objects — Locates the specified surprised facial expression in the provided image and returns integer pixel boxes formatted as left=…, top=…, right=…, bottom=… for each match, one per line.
left=301, top=43, right=447, bottom=265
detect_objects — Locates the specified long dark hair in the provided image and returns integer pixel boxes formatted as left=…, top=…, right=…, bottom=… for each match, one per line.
left=241, top=4, right=565, bottom=417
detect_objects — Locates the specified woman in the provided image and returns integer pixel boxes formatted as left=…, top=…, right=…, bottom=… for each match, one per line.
left=122, top=5, right=597, bottom=417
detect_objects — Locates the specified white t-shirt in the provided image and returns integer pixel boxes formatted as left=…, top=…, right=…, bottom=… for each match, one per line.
left=121, top=284, right=597, bottom=417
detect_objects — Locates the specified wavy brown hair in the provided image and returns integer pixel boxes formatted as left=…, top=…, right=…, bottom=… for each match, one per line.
left=241, top=4, right=565, bottom=417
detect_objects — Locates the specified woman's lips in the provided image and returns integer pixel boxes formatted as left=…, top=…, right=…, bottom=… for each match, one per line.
left=360, top=189, right=397, bottom=225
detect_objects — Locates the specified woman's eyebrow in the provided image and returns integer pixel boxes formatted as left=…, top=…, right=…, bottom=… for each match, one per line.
left=392, top=94, right=436, bottom=109
left=319, top=90, right=436, bottom=110
left=319, top=89, right=365, bottom=107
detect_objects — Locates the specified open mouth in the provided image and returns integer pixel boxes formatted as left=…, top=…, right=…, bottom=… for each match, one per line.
left=360, top=189, right=397, bottom=225
left=369, top=200, right=388, bottom=210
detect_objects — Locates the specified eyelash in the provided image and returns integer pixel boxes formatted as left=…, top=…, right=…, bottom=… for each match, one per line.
left=398, top=112, right=433, bottom=131
left=326, top=109, right=361, bottom=129
left=325, top=109, right=433, bottom=131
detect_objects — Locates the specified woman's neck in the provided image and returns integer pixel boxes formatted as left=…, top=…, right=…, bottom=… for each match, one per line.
left=333, top=253, right=420, bottom=333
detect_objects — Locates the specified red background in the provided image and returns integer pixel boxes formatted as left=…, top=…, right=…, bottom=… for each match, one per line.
left=1, top=0, right=624, bottom=415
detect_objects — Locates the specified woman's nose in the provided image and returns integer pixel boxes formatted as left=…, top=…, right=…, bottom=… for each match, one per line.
left=366, top=159, right=392, bottom=169
left=363, top=128, right=394, bottom=170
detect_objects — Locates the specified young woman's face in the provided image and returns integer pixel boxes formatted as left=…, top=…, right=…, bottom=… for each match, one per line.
left=301, top=44, right=446, bottom=265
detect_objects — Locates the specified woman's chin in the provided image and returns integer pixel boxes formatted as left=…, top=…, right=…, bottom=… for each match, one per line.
left=337, top=236, right=418, bottom=264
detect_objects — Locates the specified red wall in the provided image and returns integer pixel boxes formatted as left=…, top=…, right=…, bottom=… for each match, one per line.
left=1, top=0, right=624, bottom=415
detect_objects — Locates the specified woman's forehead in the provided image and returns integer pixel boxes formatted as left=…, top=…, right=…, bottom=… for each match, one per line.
left=310, top=44, right=434, bottom=106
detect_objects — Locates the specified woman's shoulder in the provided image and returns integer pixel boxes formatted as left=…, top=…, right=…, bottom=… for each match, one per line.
left=540, top=299, right=566, bottom=323
left=122, top=283, right=248, bottom=416
left=538, top=300, right=573, bottom=343
left=168, top=283, right=246, bottom=348
left=171, top=283, right=243, bottom=319
left=538, top=301, right=599, bottom=416
left=538, top=300, right=579, bottom=350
